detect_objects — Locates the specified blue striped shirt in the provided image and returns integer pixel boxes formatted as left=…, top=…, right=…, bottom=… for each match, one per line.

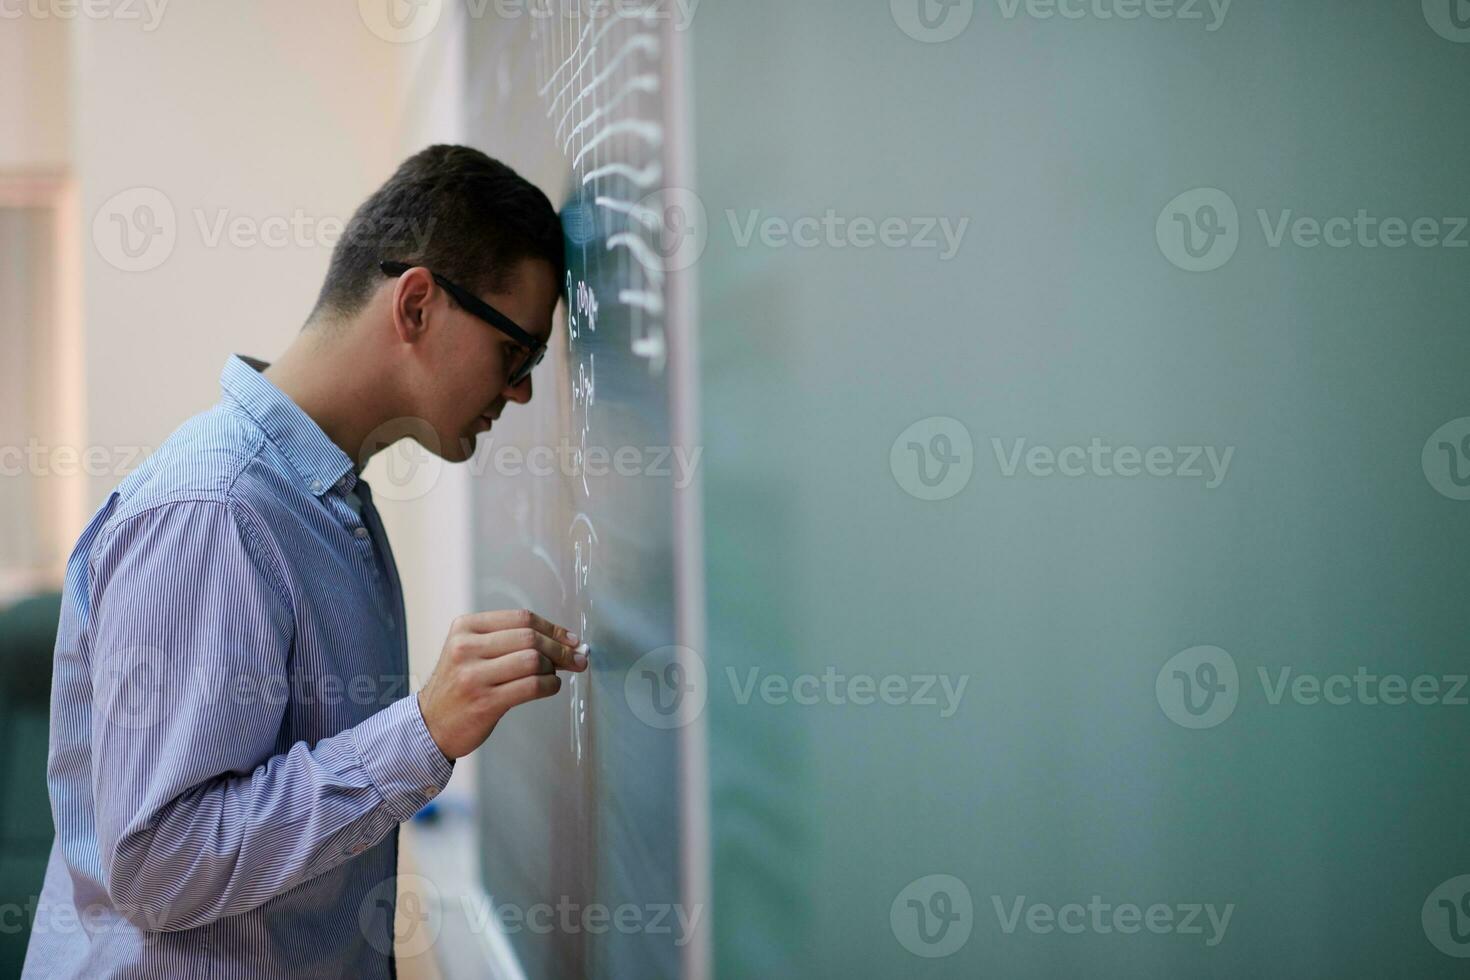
left=23, top=354, right=455, bottom=979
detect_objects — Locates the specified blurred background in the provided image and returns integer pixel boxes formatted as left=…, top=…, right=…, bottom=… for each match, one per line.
left=3, top=2, right=1469, bottom=979
left=0, top=6, right=472, bottom=976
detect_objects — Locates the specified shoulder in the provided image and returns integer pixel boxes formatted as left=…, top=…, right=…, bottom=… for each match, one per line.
left=92, top=404, right=289, bottom=568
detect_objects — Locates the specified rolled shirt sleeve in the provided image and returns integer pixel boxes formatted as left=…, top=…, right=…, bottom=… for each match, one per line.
left=86, top=496, right=452, bottom=933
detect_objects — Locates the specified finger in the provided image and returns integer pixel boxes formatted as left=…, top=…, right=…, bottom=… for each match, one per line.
left=493, top=672, right=563, bottom=711
left=472, top=628, right=585, bottom=672
left=457, top=609, right=579, bottom=648
left=483, top=649, right=556, bottom=685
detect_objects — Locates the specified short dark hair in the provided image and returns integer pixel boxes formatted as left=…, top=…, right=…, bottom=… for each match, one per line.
left=309, top=144, right=564, bottom=322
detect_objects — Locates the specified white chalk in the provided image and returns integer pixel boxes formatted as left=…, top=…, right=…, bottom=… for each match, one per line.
left=575, top=643, right=591, bottom=656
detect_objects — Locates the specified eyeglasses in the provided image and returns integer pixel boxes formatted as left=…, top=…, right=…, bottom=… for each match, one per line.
left=379, top=261, right=547, bottom=387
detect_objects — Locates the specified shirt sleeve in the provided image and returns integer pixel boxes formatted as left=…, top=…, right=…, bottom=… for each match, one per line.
left=85, top=496, right=454, bottom=933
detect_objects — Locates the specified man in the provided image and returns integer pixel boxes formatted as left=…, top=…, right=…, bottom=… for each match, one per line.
left=22, top=145, right=588, bottom=978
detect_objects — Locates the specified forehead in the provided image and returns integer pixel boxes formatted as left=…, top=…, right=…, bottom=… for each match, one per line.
left=495, top=256, right=559, bottom=344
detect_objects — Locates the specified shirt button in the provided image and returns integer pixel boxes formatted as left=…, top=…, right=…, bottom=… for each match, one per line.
left=354, top=527, right=370, bottom=539
left=310, top=479, right=323, bottom=493
left=421, top=785, right=438, bottom=798
left=348, top=842, right=368, bottom=855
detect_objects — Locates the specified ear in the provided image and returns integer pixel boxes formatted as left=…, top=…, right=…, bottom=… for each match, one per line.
left=388, top=266, right=439, bottom=344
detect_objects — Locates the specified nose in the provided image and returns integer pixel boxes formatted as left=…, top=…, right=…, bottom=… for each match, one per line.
left=504, top=373, right=532, bottom=404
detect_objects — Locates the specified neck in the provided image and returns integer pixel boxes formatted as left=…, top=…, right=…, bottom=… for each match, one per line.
left=262, top=323, right=406, bottom=469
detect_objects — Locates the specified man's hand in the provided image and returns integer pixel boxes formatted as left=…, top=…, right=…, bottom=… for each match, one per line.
left=416, top=609, right=587, bottom=761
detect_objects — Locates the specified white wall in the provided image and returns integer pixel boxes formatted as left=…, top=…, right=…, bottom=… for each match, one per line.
left=0, top=13, right=69, bottom=172
left=71, top=4, right=405, bottom=507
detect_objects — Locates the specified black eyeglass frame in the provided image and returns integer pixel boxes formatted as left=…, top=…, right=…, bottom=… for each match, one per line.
left=379, top=260, right=547, bottom=386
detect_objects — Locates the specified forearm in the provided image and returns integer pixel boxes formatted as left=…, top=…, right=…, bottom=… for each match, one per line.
left=101, top=694, right=452, bottom=932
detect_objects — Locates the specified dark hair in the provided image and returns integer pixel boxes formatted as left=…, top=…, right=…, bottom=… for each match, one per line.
left=309, top=144, right=564, bottom=322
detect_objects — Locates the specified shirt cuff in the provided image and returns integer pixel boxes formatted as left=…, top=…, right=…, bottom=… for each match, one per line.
left=350, top=694, right=455, bottom=821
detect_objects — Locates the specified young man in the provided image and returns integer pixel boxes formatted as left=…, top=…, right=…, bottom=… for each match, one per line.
left=22, top=145, right=587, bottom=978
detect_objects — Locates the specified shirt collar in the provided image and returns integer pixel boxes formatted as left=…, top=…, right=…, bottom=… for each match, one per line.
left=221, top=354, right=357, bottom=498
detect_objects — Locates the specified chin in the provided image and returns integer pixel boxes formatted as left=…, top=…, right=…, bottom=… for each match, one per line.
left=440, top=436, right=473, bottom=463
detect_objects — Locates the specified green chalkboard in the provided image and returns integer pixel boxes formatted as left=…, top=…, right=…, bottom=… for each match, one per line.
left=692, top=2, right=1470, bottom=977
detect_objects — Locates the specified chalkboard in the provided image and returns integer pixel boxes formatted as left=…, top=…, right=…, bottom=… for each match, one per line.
left=464, top=5, right=705, bottom=980
left=691, top=2, right=1470, bottom=978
